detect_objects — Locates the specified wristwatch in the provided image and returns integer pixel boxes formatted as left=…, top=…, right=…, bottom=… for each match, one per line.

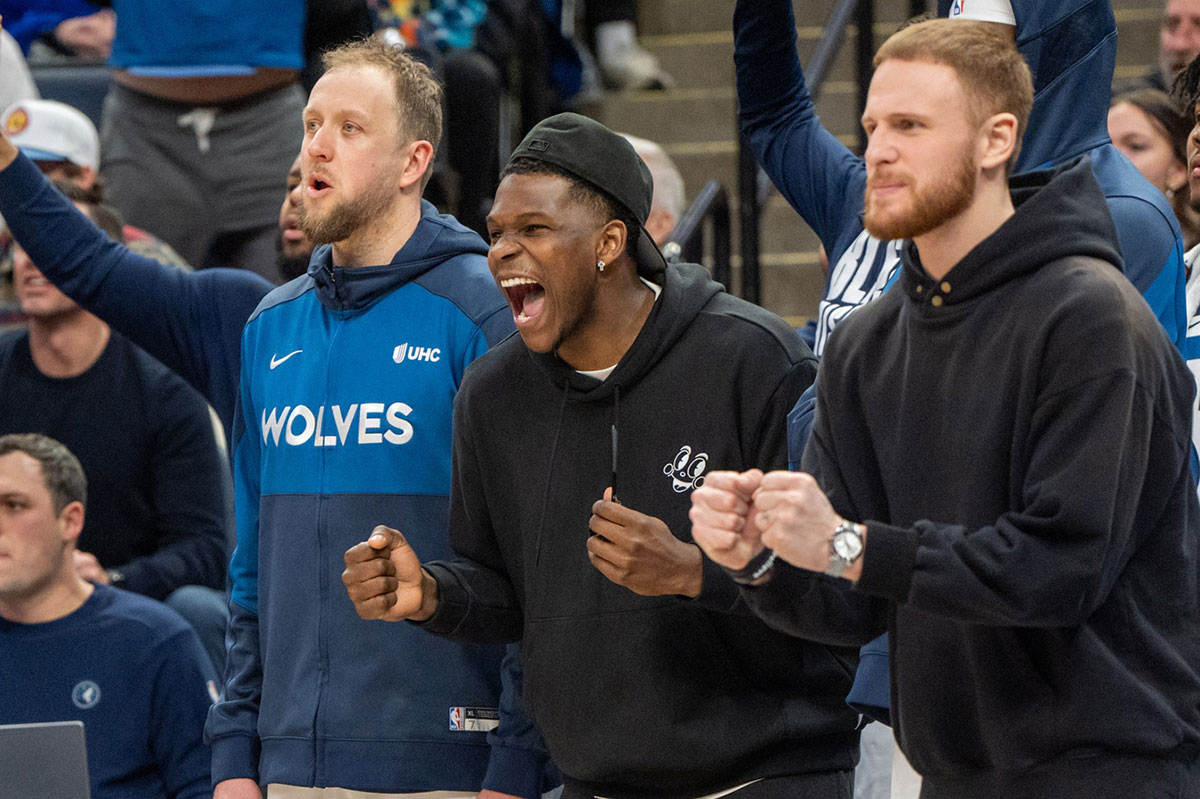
left=825, top=519, right=865, bottom=578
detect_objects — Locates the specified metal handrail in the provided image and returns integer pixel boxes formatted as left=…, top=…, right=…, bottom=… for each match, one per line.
left=662, top=179, right=732, bottom=289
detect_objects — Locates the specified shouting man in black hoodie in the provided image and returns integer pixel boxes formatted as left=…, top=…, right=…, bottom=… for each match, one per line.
left=342, top=113, right=870, bottom=799
left=692, top=18, right=1200, bottom=799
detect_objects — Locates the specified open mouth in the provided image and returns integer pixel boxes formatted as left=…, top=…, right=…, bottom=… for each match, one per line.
left=307, top=175, right=333, bottom=198
left=500, top=277, right=546, bottom=325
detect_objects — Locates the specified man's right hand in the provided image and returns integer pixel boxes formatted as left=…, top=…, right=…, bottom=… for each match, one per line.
left=214, top=778, right=261, bottom=799
left=342, top=525, right=438, bottom=622
left=690, top=470, right=766, bottom=570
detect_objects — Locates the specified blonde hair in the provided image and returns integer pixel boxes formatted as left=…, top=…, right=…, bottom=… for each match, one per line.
left=875, top=19, right=1033, bottom=168
left=323, top=38, right=443, bottom=184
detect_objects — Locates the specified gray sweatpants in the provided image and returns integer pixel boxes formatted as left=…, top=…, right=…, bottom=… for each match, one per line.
left=100, top=81, right=305, bottom=282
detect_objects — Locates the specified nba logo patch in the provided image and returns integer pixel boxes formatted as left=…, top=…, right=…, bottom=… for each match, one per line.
left=448, top=706, right=500, bottom=732
left=5, top=108, right=28, bottom=135
left=950, top=0, right=965, bottom=15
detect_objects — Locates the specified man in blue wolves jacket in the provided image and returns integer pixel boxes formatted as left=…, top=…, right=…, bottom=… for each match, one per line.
left=205, top=38, right=551, bottom=799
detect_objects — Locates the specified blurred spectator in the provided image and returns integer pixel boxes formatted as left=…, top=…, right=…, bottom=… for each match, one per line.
left=0, top=432, right=214, bottom=799
left=0, top=132, right=300, bottom=441
left=0, top=26, right=38, bottom=110
left=96, top=0, right=305, bottom=282
left=303, top=0, right=374, bottom=92
left=0, top=0, right=112, bottom=61
left=369, top=0, right=532, bottom=234
left=622, top=133, right=684, bottom=244
left=1110, top=88, right=1200, bottom=248
left=1155, top=0, right=1200, bottom=91
left=2, top=99, right=191, bottom=270
left=585, top=1, right=673, bottom=90
left=0, top=191, right=231, bottom=673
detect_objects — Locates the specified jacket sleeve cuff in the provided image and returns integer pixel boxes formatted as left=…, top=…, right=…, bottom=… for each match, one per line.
left=481, top=743, right=550, bottom=799
left=209, top=733, right=261, bottom=787
left=855, top=521, right=919, bottom=603
left=411, top=562, right=469, bottom=637
left=692, top=552, right=742, bottom=612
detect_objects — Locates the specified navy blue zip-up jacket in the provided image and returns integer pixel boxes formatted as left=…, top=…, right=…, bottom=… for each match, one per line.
left=204, top=205, right=554, bottom=794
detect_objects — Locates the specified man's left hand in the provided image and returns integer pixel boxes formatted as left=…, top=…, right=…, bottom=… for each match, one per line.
left=588, top=488, right=703, bottom=597
left=477, top=791, right=527, bottom=799
left=73, top=550, right=110, bottom=584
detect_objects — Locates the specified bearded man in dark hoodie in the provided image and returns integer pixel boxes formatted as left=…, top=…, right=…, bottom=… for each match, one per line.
left=342, top=113, right=867, bottom=799
left=692, top=18, right=1200, bottom=799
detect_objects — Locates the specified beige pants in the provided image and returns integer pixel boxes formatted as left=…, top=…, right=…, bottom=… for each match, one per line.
left=268, top=787, right=475, bottom=799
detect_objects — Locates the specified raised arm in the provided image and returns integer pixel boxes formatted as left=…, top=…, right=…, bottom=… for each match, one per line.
left=0, top=136, right=271, bottom=435
left=734, top=0, right=868, bottom=249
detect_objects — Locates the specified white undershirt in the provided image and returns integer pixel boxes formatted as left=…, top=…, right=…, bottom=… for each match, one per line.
left=575, top=278, right=662, bottom=381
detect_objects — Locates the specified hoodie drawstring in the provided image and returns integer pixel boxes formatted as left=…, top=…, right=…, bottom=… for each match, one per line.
left=532, top=385, right=571, bottom=571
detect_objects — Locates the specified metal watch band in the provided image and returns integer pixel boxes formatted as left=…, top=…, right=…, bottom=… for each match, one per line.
left=825, top=520, right=864, bottom=578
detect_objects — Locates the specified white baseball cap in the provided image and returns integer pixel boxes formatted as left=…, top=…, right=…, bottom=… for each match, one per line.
left=948, top=0, right=1016, bottom=26
left=2, top=100, right=100, bottom=171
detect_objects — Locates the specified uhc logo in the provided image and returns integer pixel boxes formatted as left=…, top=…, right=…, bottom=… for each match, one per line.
left=262, top=403, right=414, bottom=447
left=394, top=343, right=441, bottom=364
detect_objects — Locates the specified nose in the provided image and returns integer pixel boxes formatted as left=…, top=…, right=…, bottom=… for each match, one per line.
left=864, top=129, right=896, bottom=170
left=305, top=124, right=332, bottom=161
left=487, top=231, right=520, bottom=266
left=11, top=247, right=34, bottom=278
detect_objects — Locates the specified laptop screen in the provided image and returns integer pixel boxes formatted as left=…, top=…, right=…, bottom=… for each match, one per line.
left=0, top=720, right=90, bottom=799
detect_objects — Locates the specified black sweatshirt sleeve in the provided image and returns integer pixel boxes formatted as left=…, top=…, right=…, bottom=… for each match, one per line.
left=419, top=388, right=524, bottom=643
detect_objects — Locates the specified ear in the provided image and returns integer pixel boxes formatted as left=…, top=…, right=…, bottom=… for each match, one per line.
left=979, top=112, right=1019, bottom=171
left=1168, top=158, right=1189, bottom=194
left=596, top=218, right=628, bottom=267
left=79, top=166, right=97, bottom=189
left=58, top=500, right=84, bottom=544
left=397, top=140, right=435, bottom=191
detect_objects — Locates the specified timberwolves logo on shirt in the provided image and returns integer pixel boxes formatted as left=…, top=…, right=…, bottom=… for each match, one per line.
left=72, top=680, right=101, bottom=709
left=664, top=445, right=708, bottom=493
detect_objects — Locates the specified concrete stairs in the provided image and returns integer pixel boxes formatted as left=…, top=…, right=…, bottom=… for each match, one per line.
left=591, top=0, right=1167, bottom=325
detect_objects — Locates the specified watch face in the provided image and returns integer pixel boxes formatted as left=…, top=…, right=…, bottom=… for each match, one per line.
left=833, top=530, right=863, bottom=561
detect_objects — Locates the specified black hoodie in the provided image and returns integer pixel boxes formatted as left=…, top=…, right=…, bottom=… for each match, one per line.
left=745, top=158, right=1200, bottom=797
left=421, top=263, right=865, bottom=798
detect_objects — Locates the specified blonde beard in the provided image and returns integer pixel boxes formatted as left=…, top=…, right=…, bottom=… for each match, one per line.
left=864, top=150, right=977, bottom=241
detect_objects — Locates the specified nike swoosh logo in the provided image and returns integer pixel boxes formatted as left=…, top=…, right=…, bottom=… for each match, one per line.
left=270, top=350, right=303, bottom=370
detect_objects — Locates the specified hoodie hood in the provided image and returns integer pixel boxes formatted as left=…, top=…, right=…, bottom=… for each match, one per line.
left=940, top=0, right=1116, bottom=171
left=901, top=156, right=1122, bottom=304
left=306, top=198, right=489, bottom=312
left=528, top=262, right=723, bottom=400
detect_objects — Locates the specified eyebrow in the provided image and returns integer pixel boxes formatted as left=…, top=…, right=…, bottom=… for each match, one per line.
left=486, top=210, right=553, bottom=227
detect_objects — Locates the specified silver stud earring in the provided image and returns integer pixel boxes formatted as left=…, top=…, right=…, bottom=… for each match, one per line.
left=597, top=260, right=606, bottom=272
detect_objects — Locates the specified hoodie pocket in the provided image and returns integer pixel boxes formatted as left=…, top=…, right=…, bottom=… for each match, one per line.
left=522, top=604, right=782, bottom=786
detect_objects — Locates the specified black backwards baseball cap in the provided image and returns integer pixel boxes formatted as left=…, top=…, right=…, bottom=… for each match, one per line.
left=505, top=112, right=668, bottom=281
